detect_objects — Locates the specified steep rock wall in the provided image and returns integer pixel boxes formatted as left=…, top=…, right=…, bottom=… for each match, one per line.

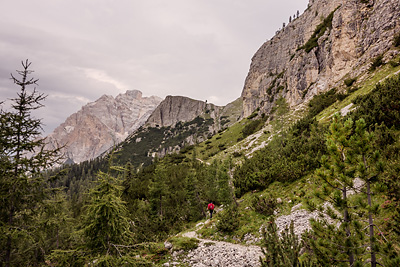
left=242, top=0, right=400, bottom=117
left=145, top=95, right=222, bottom=128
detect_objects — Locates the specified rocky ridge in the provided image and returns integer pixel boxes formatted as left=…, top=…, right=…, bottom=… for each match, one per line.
left=119, top=96, right=243, bottom=162
left=146, top=96, right=221, bottom=128
left=242, top=0, right=400, bottom=117
left=45, top=90, right=162, bottom=163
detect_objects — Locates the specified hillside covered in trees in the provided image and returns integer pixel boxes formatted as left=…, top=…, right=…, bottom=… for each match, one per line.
left=2, top=52, right=400, bottom=266
left=2, top=0, right=400, bottom=265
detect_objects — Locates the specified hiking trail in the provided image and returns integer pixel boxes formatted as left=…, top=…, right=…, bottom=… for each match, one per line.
left=163, top=220, right=263, bottom=267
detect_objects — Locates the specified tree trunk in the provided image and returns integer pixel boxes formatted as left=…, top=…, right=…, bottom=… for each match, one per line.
left=343, top=187, right=354, bottom=265
left=5, top=235, right=11, bottom=267
left=367, top=180, right=377, bottom=267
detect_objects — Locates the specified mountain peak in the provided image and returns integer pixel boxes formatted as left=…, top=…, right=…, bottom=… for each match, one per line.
left=46, top=90, right=162, bottom=163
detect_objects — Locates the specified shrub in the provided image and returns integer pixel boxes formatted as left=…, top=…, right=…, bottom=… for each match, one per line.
left=369, top=54, right=384, bottom=71
left=251, top=195, right=278, bottom=216
left=168, top=237, right=199, bottom=251
left=241, top=115, right=268, bottom=139
left=344, top=77, right=356, bottom=87
left=393, top=33, right=400, bottom=47
left=232, top=151, right=242, bottom=157
left=299, top=8, right=336, bottom=53
left=389, top=60, right=400, bottom=68
left=247, top=111, right=258, bottom=120
left=216, top=206, right=240, bottom=233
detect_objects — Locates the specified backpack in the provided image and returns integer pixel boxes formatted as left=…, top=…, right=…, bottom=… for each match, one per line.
left=208, top=203, right=214, bottom=210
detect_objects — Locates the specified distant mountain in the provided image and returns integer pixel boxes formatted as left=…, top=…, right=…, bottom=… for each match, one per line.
left=45, top=90, right=162, bottom=164
left=113, top=96, right=243, bottom=167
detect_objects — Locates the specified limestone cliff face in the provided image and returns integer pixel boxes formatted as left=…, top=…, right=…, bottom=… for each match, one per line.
left=242, top=0, right=400, bottom=117
left=46, top=90, right=162, bottom=163
left=146, top=95, right=222, bottom=128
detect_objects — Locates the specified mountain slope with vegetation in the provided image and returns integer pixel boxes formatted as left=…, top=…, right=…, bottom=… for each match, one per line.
left=2, top=0, right=400, bottom=265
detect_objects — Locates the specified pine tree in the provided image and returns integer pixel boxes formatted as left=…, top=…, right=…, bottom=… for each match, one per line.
left=82, top=164, right=134, bottom=263
left=0, top=60, right=61, bottom=266
left=350, top=118, right=381, bottom=266
left=308, top=114, right=398, bottom=265
left=148, top=164, right=170, bottom=219
left=308, top=114, right=360, bottom=265
left=217, top=159, right=233, bottom=206
left=260, top=219, right=313, bottom=266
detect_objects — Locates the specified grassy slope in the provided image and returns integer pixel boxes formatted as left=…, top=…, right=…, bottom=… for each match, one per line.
left=176, top=55, right=400, bottom=247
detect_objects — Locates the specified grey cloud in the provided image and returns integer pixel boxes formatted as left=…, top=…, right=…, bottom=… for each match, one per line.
left=1, top=0, right=309, bottom=134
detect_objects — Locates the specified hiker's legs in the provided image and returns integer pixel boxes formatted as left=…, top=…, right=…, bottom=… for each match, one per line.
left=210, top=210, right=213, bottom=219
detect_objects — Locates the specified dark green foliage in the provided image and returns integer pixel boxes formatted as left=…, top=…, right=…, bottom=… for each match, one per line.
left=83, top=169, right=133, bottom=255
left=0, top=60, right=62, bottom=266
left=247, top=111, right=259, bottom=120
left=299, top=8, right=337, bottom=53
left=241, top=116, right=268, bottom=139
left=307, top=114, right=399, bottom=266
left=232, top=151, right=242, bottom=157
left=393, top=32, right=400, bottom=47
left=216, top=206, right=240, bottom=233
left=308, top=88, right=345, bottom=118
left=168, top=236, right=199, bottom=251
left=46, top=249, right=87, bottom=267
left=120, top=156, right=235, bottom=242
left=369, top=54, right=384, bottom=71
left=234, top=115, right=326, bottom=197
left=251, top=195, right=278, bottom=216
left=344, top=77, right=357, bottom=87
left=115, top=115, right=215, bottom=168
left=309, top=115, right=362, bottom=265
left=260, top=219, right=311, bottom=266
left=351, top=74, right=400, bottom=130
left=308, top=218, right=365, bottom=266
left=389, top=59, right=400, bottom=68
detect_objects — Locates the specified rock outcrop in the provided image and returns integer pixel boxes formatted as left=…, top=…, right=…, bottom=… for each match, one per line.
left=145, top=95, right=222, bottom=128
left=242, top=0, right=400, bottom=117
left=46, top=90, right=162, bottom=163
left=119, top=96, right=243, bottom=164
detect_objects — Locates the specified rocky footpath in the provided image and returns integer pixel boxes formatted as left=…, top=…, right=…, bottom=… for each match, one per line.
left=182, top=239, right=262, bottom=267
left=164, top=227, right=263, bottom=267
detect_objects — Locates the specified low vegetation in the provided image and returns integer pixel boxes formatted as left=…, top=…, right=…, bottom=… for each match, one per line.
left=298, top=8, right=337, bottom=53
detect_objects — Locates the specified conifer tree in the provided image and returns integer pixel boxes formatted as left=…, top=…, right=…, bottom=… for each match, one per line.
left=82, top=163, right=134, bottom=264
left=308, top=114, right=398, bottom=265
left=308, top=114, right=360, bottom=265
left=260, top=219, right=313, bottom=266
left=148, top=164, right=170, bottom=219
left=217, top=159, right=233, bottom=206
left=350, top=118, right=382, bottom=266
left=0, top=60, right=61, bottom=266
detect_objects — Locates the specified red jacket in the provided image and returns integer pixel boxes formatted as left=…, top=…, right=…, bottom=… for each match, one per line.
left=207, top=203, right=215, bottom=210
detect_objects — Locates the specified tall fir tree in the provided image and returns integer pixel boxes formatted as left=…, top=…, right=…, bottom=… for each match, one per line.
left=0, top=60, right=61, bottom=266
left=82, top=164, right=134, bottom=264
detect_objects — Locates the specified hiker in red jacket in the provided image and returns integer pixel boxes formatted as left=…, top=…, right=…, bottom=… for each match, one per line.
left=207, top=201, right=215, bottom=219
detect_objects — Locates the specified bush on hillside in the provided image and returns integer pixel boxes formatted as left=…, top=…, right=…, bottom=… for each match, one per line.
left=344, top=77, right=357, bottom=87
left=394, top=32, right=400, bottom=47
left=216, top=206, right=240, bottom=233
left=351, top=74, right=400, bottom=130
left=369, top=54, right=384, bottom=71
left=251, top=195, right=278, bottom=216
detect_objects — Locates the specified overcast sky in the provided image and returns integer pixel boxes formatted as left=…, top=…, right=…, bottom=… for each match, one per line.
left=0, top=0, right=309, bottom=134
